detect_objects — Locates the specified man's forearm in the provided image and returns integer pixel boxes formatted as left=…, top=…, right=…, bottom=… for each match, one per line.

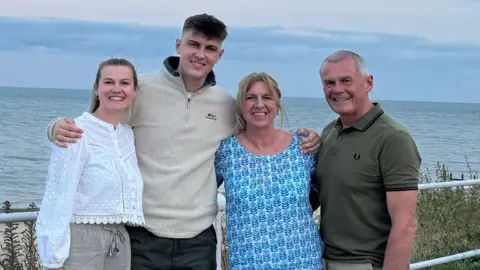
left=47, top=117, right=65, bottom=142
left=383, top=225, right=416, bottom=269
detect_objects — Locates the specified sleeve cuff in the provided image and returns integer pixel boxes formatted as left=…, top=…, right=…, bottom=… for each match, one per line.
left=47, top=117, right=65, bottom=142
left=385, top=186, right=419, bottom=192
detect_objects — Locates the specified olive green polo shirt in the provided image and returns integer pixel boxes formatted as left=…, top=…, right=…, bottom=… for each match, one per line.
left=314, top=102, right=421, bottom=267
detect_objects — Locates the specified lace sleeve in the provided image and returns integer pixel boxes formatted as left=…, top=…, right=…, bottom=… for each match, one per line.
left=35, top=138, right=88, bottom=268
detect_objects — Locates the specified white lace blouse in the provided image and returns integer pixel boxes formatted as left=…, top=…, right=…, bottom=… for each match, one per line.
left=36, top=112, right=145, bottom=268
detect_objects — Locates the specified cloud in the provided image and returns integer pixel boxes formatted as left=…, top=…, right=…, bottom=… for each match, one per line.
left=0, top=17, right=178, bottom=58
left=0, top=16, right=479, bottom=103
left=272, top=28, right=382, bottom=44
left=0, top=0, right=478, bottom=45
left=393, top=49, right=480, bottom=60
left=2, top=16, right=479, bottom=64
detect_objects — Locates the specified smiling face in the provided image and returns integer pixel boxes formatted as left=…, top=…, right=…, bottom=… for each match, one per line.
left=240, top=81, right=280, bottom=131
left=175, top=30, right=224, bottom=82
left=320, top=56, right=373, bottom=117
left=94, top=65, right=137, bottom=114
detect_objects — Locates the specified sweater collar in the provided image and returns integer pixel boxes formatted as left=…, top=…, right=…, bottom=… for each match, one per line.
left=162, top=56, right=216, bottom=87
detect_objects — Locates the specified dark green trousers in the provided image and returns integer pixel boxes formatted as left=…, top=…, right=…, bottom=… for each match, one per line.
left=126, top=225, right=217, bottom=270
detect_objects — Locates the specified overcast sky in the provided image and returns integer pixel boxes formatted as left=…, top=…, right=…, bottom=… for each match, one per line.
left=1, top=0, right=479, bottom=103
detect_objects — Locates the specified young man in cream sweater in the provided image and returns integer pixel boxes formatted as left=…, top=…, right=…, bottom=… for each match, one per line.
left=47, top=13, right=321, bottom=270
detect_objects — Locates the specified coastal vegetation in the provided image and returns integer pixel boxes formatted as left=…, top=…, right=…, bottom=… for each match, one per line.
left=1, top=159, right=479, bottom=270
left=410, top=159, right=480, bottom=269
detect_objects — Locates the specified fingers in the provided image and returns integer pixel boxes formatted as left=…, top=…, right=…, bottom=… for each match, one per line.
left=300, top=139, right=316, bottom=154
left=58, top=129, right=82, bottom=140
left=298, top=129, right=322, bottom=155
left=54, top=139, right=68, bottom=148
left=304, top=137, right=322, bottom=155
left=296, top=128, right=308, bottom=136
left=60, top=119, right=83, bottom=136
left=64, top=118, right=75, bottom=125
left=57, top=134, right=78, bottom=144
left=53, top=119, right=83, bottom=144
left=301, top=143, right=320, bottom=155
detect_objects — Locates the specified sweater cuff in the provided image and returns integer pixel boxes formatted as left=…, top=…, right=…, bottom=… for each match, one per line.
left=47, top=117, right=65, bottom=143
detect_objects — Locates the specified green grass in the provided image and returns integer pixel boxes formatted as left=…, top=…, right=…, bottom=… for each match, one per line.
left=1, top=160, right=479, bottom=270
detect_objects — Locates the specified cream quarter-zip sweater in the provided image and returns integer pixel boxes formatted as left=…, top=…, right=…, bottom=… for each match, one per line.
left=48, top=57, right=237, bottom=238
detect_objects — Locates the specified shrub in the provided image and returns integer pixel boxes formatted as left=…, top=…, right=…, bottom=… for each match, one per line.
left=20, top=203, right=40, bottom=270
left=0, top=201, right=23, bottom=270
left=411, top=159, right=480, bottom=269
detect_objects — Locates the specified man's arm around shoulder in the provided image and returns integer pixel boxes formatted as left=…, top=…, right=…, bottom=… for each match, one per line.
left=47, top=117, right=83, bottom=148
left=380, top=131, right=421, bottom=270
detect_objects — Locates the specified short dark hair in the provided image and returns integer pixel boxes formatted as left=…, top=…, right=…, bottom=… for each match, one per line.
left=182, top=13, right=228, bottom=41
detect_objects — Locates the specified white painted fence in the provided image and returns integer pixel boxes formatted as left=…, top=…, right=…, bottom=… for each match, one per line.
left=1, top=179, right=479, bottom=269
left=408, top=179, right=480, bottom=269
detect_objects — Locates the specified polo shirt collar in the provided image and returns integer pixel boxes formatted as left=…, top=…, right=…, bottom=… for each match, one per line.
left=335, top=102, right=384, bottom=132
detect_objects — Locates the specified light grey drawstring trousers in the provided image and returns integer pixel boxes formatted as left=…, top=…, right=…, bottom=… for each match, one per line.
left=61, top=223, right=131, bottom=270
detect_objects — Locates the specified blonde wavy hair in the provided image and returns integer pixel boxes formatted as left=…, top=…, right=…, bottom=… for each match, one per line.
left=236, top=72, right=287, bottom=131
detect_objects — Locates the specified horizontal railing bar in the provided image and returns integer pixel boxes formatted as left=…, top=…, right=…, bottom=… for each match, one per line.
left=0, top=211, right=38, bottom=223
left=410, top=249, right=480, bottom=269
left=4, top=180, right=478, bottom=220
left=0, top=194, right=227, bottom=223
left=419, top=179, right=480, bottom=190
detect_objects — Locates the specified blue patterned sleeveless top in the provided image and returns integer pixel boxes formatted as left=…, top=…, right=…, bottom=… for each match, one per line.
left=215, top=134, right=323, bottom=269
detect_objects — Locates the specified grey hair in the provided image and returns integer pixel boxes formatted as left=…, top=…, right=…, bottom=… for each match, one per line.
left=319, top=50, right=369, bottom=77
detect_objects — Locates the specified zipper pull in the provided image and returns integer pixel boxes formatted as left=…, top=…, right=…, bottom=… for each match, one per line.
left=187, top=98, right=191, bottom=109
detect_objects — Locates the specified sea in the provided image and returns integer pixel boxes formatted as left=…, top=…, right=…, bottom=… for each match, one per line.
left=1, top=86, right=479, bottom=208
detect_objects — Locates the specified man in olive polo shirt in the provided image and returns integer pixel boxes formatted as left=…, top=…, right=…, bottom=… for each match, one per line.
left=314, top=50, right=421, bottom=270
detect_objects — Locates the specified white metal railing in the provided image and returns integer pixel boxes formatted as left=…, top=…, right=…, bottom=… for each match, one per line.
left=418, top=179, right=480, bottom=190
left=410, top=178, right=480, bottom=269
left=409, top=249, right=480, bottom=269
left=0, top=210, right=38, bottom=223
left=1, top=180, right=479, bottom=269
left=0, top=194, right=228, bottom=270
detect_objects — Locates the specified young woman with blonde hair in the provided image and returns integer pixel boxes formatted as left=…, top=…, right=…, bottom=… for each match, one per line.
left=36, top=58, right=144, bottom=270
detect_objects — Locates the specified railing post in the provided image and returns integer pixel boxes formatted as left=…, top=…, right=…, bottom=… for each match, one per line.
left=216, top=193, right=226, bottom=270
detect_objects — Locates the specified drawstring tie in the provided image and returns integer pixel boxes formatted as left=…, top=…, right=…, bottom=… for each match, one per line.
left=102, top=225, right=125, bottom=256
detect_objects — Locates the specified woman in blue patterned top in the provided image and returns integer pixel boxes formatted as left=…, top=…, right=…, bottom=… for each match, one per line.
left=215, top=72, right=323, bottom=269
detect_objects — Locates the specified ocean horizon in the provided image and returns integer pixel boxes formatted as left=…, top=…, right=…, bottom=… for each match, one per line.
left=1, top=86, right=479, bottom=207
left=3, top=85, right=480, bottom=105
